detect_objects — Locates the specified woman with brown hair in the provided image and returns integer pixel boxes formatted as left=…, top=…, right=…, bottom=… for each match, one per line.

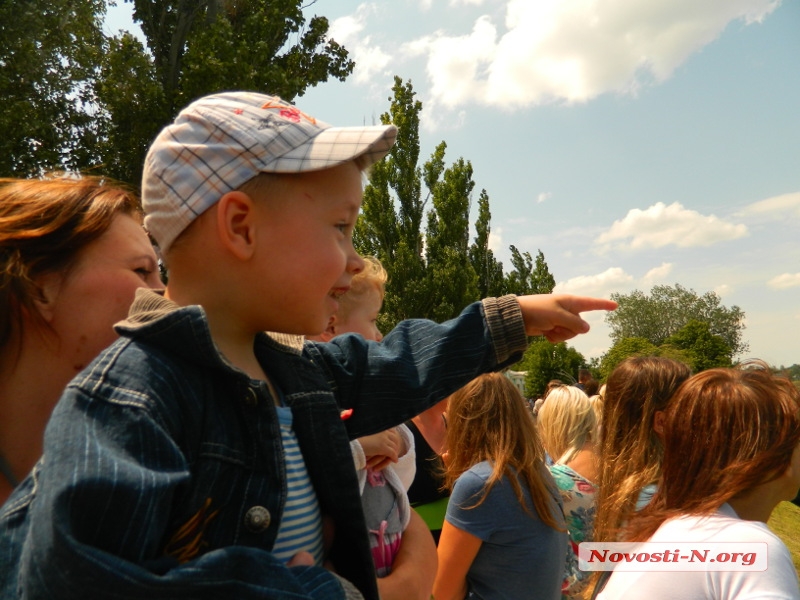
left=592, top=356, right=691, bottom=546
left=596, top=363, right=800, bottom=599
left=432, top=372, right=567, bottom=600
left=0, top=174, right=161, bottom=502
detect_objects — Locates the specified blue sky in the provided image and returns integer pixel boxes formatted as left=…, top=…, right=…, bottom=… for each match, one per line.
left=106, top=0, right=800, bottom=366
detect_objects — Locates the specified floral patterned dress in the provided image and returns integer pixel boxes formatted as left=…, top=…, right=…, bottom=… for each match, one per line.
left=549, top=463, right=597, bottom=600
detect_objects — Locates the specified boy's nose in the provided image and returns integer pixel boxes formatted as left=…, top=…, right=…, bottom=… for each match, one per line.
left=348, top=251, right=365, bottom=274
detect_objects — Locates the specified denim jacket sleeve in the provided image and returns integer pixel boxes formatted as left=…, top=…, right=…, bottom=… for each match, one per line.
left=304, top=295, right=528, bottom=438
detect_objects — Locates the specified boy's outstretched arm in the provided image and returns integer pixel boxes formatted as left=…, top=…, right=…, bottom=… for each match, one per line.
left=516, top=294, right=617, bottom=343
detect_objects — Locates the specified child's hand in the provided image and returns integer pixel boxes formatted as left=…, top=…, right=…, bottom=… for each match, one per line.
left=287, top=551, right=315, bottom=567
left=517, top=294, right=617, bottom=343
left=358, top=428, right=403, bottom=470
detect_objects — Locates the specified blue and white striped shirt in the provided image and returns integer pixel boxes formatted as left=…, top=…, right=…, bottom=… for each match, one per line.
left=271, top=406, right=324, bottom=565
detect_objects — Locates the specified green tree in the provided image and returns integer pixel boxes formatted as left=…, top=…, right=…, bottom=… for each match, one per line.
left=469, top=191, right=505, bottom=298
left=606, top=284, right=748, bottom=358
left=355, top=77, right=427, bottom=330
left=423, top=157, right=480, bottom=322
left=3, top=0, right=353, bottom=183
left=504, top=247, right=556, bottom=296
left=356, top=77, right=561, bottom=332
left=98, top=0, right=354, bottom=185
left=521, top=338, right=585, bottom=398
left=663, top=319, right=733, bottom=372
left=598, top=337, right=659, bottom=380
left=356, top=77, right=489, bottom=329
left=0, top=0, right=106, bottom=176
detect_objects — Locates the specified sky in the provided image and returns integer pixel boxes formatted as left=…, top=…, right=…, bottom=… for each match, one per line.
left=105, top=0, right=800, bottom=366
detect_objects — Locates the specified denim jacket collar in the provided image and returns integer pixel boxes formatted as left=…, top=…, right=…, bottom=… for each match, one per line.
left=115, top=288, right=304, bottom=375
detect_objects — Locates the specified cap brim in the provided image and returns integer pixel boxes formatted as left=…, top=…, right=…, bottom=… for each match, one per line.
left=263, top=125, right=398, bottom=173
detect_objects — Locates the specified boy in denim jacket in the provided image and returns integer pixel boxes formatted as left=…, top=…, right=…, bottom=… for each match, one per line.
left=0, top=92, right=616, bottom=600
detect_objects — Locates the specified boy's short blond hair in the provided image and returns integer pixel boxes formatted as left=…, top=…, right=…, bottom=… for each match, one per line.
left=337, top=257, right=387, bottom=322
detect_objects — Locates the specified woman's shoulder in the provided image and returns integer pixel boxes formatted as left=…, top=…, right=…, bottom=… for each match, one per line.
left=549, top=463, right=596, bottom=492
left=655, top=505, right=787, bottom=546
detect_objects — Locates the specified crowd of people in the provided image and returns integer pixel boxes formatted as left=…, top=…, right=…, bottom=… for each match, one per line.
left=0, top=91, right=798, bottom=600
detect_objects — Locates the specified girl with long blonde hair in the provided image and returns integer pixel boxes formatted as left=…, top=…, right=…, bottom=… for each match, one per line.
left=433, top=372, right=567, bottom=600
left=537, top=385, right=598, bottom=598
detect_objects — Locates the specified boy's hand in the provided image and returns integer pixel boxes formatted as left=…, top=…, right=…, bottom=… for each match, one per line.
left=517, top=294, right=617, bottom=343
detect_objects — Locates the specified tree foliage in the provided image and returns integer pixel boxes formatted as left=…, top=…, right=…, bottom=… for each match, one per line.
left=597, top=319, right=733, bottom=379
left=606, top=284, right=748, bottom=358
left=469, top=190, right=505, bottom=298
left=3, top=0, right=354, bottom=184
left=662, top=319, right=733, bottom=372
left=598, top=337, right=660, bottom=379
left=521, top=338, right=585, bottom=398
left=356, top=77, right=558, bottom=333
left=504, top=246, right=556, bottom=296
left=0, top=0, right=106, bottom=176
left=356, top=77, right=483, bottom=329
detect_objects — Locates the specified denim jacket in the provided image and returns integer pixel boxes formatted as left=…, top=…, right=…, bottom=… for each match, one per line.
left=0, top=290, right=526, bottom=600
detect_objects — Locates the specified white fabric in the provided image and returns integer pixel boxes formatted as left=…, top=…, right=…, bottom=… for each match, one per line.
left=349, top=423, right=415, bottom=531
left=597, top=503, right=800, bottom=600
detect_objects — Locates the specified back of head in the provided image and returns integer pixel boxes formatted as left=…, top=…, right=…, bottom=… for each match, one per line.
left=337, top=256, right=387, bottom=323
left=661, top=362, right=800, bottom=511
left=627, top=361, right=800, bottom=540
left=141, top=92, right=397, bottom=255
left=600, top=356, right=692, bottom=471
left=593, top=355, right=691, bottom=541
left=0, top=174, right=141, bottom=349
left=443, top=373, right=561, bottom=529
left=537, top=386, right=595, bottom=465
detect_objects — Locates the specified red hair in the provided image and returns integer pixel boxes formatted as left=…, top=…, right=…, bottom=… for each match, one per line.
left=626, top=362, right=800, bottom=542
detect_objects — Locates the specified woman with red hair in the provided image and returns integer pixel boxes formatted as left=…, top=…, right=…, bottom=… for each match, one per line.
left=596, top=362, right=800, bottom=599
left=0, top=175, right=161, bottom=503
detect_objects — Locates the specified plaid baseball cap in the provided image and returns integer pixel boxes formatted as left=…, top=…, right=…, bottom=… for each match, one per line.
left=142, top=91, right=398, bottom=252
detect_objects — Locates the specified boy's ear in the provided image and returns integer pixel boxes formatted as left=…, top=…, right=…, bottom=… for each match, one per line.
left=216, top=191, right=257, bottom=260
left=317, top=316, right=337, bottom=342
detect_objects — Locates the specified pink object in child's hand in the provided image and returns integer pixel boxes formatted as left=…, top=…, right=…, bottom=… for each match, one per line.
left=340, top=408, right=353, bottom=420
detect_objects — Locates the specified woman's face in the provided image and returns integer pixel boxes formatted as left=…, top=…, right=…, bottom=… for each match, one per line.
left=39, top=213, right=161, bottom=374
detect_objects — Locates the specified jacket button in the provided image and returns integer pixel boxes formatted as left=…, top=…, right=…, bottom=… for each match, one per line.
left=244, top=387, right=258, bottom=406
left=244, top=506, right=271, bottom=532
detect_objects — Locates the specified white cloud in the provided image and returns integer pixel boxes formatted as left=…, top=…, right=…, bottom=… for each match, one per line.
left=410, top=16, right=497, bottom=109
left=537, top=192, right=552, bottom=203
left=488, top=227, right=504, bottom=254
left=768, top=273, right=800, bottom=290
left=554, top=266, right=633, bottom=296
left=642, top=262, right=673, bottom=285
left=328, top=5, right=392, bottom=84
left=715, top=284, right=733, bottom=297
left=595, top=202, right=748, bottom=251
left=737, top=191, right=800, bottom=219
left=412, top=0, right=778, bottom=108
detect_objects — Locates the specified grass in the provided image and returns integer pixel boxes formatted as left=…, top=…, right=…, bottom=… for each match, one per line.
left=767, top=501, right=800, bottom=576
